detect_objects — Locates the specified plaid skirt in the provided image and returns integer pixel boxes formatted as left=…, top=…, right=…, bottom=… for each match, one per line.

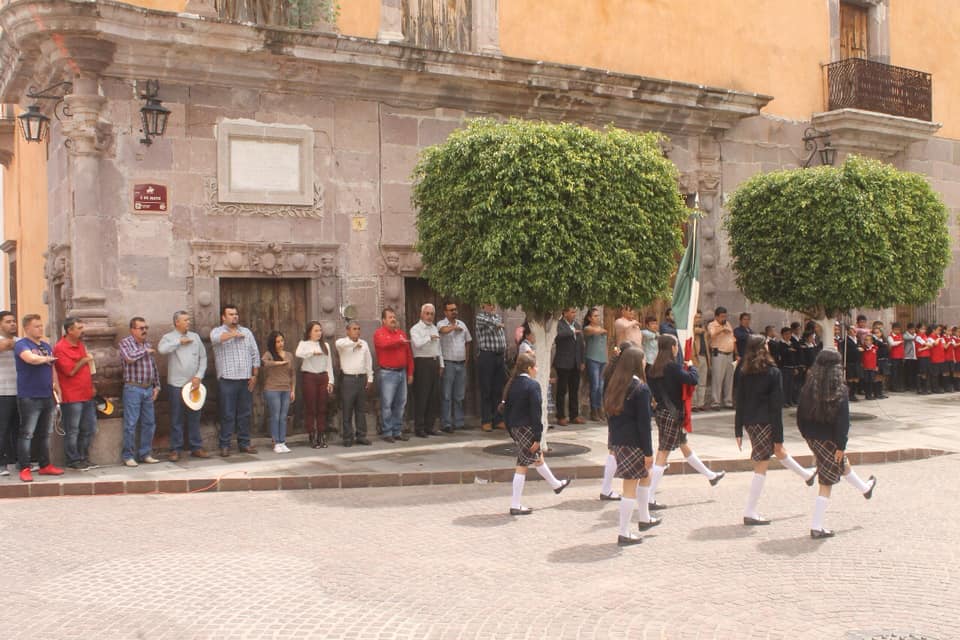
left=744, top=423, right=774, bottom=462
left=611, top=445, right=649, bottom=480
left=510, top=425, right=540, bottom=467
left=655, top=407, right=687, bottom=452
left=805, top=438, right=846, bottom=486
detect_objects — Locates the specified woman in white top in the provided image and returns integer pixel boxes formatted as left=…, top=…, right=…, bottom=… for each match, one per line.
left=296, top=321, right=335, bottom=449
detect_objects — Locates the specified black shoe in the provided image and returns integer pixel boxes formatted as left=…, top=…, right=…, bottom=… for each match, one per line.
left=67, top=460, right=90, bottom=470
left=617, top=533, right=643, bottom=547
left=810, top=528, right=835, bottom=539
left=648, top=501, right=668, bottom=511
left=342, top=440, right=354, bottom=448
left=709, top=470, right=726, bottom=486
left=415, top=431, right=428, bottom=438
left=805, top=470, right=818, bottom=487
left=441, top=427, right=454, bottom=433
left=356, top=438, right=372, bottom=446
left=743, top=516, right=771, bottom=526
left=637, top=516, right=663, bottom=531
left=863, top=475, right=877, bottom=499
left=509, top=507, right=533, bottom=516
left=599, top=492, right=621, bottom=501
left=383, top=436, right=395, bottom=443
left=553, top=478, right=572, bottom=495
left=397, top=434, right=410, bottom=441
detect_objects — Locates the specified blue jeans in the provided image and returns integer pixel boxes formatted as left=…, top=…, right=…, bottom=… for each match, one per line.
left=61, top=399, right=97, bottom=464
left=264, top=390, right=291, bottom=444
left=378, top=369, right=407, bottom=437
left=218, top=378, right=252, bottom=448
left=586, top=359, right=606, bottom=411
left=122, top=385, right=157, bottom=461
left=17, top=396, right=54, bottom=470
left=441, top=361, right=466, bottom=429
left=168, top=384, right=203, bottom=452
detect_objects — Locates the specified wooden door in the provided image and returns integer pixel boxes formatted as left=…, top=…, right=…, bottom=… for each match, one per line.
left=219, top=278, right=309, bottom=436
left=840, top=2, right=869, bottom=60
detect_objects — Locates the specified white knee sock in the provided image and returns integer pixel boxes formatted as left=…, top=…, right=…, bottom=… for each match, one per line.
left=744, top=473, right=766, bottom=519
left=636, top=486, right=651, bottom=522
left=811, top=495, right=830, bottom=531
left=618, top=498, right=637, bottom=536
left=511, top=473, right=525, bottom=509
left=601, top=454, right=617, bottom=496
left=685, top=452, right=717, bottom=479
left=780, top=454, right=814, bottom=481
left=843, top=469, right=869, bottom=493
left=536, top=462, right=562, bottom=490
left=648, top=464, right=666, bottom=504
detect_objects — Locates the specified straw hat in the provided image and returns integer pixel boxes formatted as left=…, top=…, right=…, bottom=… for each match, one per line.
left=95, top=395, right=115, bottom=417
left=181, top=382, right=207, bottom=411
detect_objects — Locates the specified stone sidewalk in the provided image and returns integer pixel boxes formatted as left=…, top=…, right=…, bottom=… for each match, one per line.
left=1, top=389, right=954, bottom=499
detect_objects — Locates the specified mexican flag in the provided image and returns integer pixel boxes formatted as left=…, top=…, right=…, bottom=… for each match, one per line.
left=672, top=209, right=701, bottom=431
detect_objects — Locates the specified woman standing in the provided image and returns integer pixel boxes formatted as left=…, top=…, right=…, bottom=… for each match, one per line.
left=583, top=308, right=608, bottom=422
left=798, top=350, right=878, bottom=539
left=296, top=321, right=335, bottom=449
left=262, top=331, right=295, bottom=454
left=646, top=335, right=725, bottom=510
left=502, top=352, right=571, bottom=515
left=604, top=346, right=660, bottom=546
left=734, top=336, right=816, bottom=525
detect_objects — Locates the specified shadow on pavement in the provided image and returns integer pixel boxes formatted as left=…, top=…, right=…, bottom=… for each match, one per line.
left=755, top=525, right=863, bottom=556
left=452, top=513, right=515, bottom=528
left=687, top=523, right=758, bottom=541
left=552, top=498, right=606, bottom=513
left=547, top=543, right=622, bottom=564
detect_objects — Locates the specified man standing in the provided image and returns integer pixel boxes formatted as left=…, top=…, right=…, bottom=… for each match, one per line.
left=374, top=307, right=414, bottom=442
left=335, top=321, right=374, bottom=447
left=438, top=301, right=472, bottom=433
left=410, top=304, right=443, bottom=438
left=614, top=306, right=643, bottom=347
left=14, top=314, right=65, bottom=482
left=475, top=303, right=508, bottom=432
left=158, top=310, right=209, bottom=461
left=734, top=312, right=754, bottom=360
left=54, top=317, right=97, bottom=470
left=210, top=304, right=260, bottom=457
left=707, top=306, right=736, bottom=410
left=0, top=311, right=19, bottom=477
left=554, top=307, right=585, bottom=426
left=118, top=317, right=161, bottom=466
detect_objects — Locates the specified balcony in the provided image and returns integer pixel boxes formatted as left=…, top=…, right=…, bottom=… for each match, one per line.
left=825, top=57, right=932, bottom=122
left=214, top=0, right=332, bottom=29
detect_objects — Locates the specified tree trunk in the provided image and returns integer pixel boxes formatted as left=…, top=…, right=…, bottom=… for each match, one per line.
left=527, top=313, right=556, bottom=451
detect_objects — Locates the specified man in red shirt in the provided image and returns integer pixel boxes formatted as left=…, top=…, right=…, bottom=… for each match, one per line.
left=915, top=324, right=932, bottom=395
left=887, top=323, right=905, bottom=392
left=373, top=307, right=414, bottom=443
left=53, top=317, right=98, bottom=470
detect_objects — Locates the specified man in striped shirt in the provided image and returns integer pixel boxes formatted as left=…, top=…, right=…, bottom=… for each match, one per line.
left=118, top=316, right=161, bottom=466
left=210, top=303, right=260, bottom=456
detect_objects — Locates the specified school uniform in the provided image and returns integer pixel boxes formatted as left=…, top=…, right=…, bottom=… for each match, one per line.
left=915, top=332, right=932, bottom=394
left=607, top=377, right=653, bottom=479
left=887, top=332, right=905, bottom=391
left=860, top=344, right=878, bottom=399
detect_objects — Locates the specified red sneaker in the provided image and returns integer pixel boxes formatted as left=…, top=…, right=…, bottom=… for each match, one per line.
left=37, top=464, right=64, bottom=476
left=19, top=468, right=33, bottom=483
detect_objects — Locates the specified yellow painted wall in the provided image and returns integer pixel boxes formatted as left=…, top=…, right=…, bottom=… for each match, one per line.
left=337, top=0, right=380, bottom=38
left=500, top=0, right=829, bottom=122
left=2, top=122, right=48, bottom=329
left=890, top=0, right=960, bottom=139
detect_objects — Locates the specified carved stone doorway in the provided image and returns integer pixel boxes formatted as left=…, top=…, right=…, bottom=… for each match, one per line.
left=219, top=278, right=309, bottom=437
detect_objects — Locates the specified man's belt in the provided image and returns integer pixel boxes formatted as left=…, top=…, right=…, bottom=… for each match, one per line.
left=380, top=366, right=405, bottom=372
left=125, top=381, right=154, bottom=389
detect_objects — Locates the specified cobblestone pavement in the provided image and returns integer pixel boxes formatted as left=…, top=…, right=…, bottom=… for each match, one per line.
left=0, top=455, right=956, bottom=640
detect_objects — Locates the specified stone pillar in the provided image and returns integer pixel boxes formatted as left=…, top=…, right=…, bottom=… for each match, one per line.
left=472, top=0, right=501, bottom=55
left=378, top=0, right=405, bottom=43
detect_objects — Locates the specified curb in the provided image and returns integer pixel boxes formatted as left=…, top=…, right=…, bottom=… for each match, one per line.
left=0, top=447, right=950, bottom=500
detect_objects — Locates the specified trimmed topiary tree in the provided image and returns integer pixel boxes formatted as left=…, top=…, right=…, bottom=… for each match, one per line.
left=413, top=118, right=688, bottom=441
left=725, top=155, right=951, bottom=347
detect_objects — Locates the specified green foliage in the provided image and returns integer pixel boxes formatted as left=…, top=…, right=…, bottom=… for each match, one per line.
left=725, top=155, right=951, bottom=318
left=412, top=119, right=687, bottom=314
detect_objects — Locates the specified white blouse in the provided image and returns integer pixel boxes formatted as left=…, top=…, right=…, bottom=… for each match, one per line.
left=295, top=340, right=335, bottom=382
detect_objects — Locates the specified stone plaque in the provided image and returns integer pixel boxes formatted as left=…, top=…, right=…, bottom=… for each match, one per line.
left=133, top=183, right=168, bottom=212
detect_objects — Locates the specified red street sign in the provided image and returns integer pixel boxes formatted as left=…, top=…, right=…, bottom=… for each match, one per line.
left=133, top=183, right=168, bottom=212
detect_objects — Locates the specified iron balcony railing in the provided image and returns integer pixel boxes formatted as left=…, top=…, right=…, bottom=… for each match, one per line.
left=826, top=57, right=932, bottom=122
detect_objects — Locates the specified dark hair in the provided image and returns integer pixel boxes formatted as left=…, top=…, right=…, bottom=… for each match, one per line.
left=582, top=307, right=599, bottom=328
left=0, top=310, right=14, bottom=323
left=648, top=334, right=678, bottom=379
left=266, top=331, right=284, bottom=361
left=443, top=300, right=457, bottom=312
left=856, top=314, right=867, bottom=322
left=128, top=316, right=146, bottom=329
left=303, top=321, right=329, bottom=355
left=603, top=341, right=635, bottom=387
left=892, top=322, right=902, bottom=330
left=790, top=321, right=801, bottom=330
left=763, top=325, right=775, bottom=334
left=644, top=315, right=657, bottom=325
left=603, top=347, right=646, bottom=417
left=220, top=303, right=237, bottom=318
left=780, top=326, right=792, bottom=335
left=907, top=322, right=916, bottom=330
left=501, top=352, right=537, bottom=405
left=741, top=335, right=773, bottom=375
left=798, top=350, right=846, bottom=426
left=381, top=307, right=396, bottom=321
left=520, top=322, right=533, bottom=342
left=714, top=306, right=727, bottom=316
left=63, top=316, right=81, bottom=333
left=739, top=312, right=751, bottom=321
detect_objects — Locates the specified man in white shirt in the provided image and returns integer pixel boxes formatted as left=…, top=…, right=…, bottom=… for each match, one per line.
left=334, top=321, right=373, bottom=447
left=409, top=303, right=443, bottom=438
left=438, top=301, right=472, bottom=433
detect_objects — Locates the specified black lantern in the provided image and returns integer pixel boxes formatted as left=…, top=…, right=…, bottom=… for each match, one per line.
left=17, top=104, right=50, bottom=143
left=139, top=80, right=170, bottom=146
left=801, top=127, right=836, bottom=168
left=819, top=142, right=837, bottom=167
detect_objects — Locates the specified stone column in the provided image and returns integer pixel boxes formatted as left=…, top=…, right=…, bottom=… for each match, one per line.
left=472, top=0, right=501, bottom=55
left=378, top=0, right=405, bottom=42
